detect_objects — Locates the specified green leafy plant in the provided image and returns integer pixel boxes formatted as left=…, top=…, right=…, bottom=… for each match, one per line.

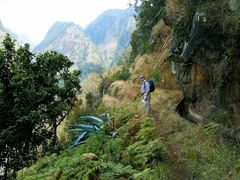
left=207, top=108, right=231, bottom=126
left=0, top=34, right=81, bottom=177
left=202, top=122, right=221, bottom=135
left=112, top=69, right=131, bottom=81
left=68, top=113, right=113, bottom=147
left=151, top=68, right=163, bottom=86
left=129, top=0, right=166, bottom=62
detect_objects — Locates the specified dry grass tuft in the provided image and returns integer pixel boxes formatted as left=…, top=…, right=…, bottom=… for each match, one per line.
left=109, top=80, right=140, bottom=101
left=81, top=72, right=102, bottom=94
left=102, top=94, right=119, bottom=108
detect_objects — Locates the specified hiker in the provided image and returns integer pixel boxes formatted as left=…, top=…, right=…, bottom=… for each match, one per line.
left=140, top=74, right=151, bottom=115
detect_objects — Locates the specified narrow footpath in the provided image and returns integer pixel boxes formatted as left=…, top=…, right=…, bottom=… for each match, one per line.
left=151, top=89, right=192, bottom=179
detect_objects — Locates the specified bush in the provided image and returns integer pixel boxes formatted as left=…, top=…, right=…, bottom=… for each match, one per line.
left=129, top=0, right=166, bottom=61
left=109, top=103, right=137, bottom=129
left=103, top=138, right=125, bottom=162
left=151, top=68, right=163, bottom=86
left=207, top=108, right=231, bottom=126
left=125, top=138, right=167, bottom=168
left=98, top=77, right=113, bottom=96
left=113, top=70, right=131, bottom=81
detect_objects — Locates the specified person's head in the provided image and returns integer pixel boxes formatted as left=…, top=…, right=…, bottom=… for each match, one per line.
left=139, top=74, right=145, bottom=82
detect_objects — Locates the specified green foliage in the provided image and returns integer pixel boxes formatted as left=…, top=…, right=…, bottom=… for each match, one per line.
left=17, top=132, right=110, bottom=179
left=133, top=164, right=170, bottom=180
left=64, top=99, right=82, bottom=127
left=98, top=76, right=113, bottom=97
left=112, top=69, right=131, bottom=81
left=129, top=0, right=166, bottom=62
left=85, top=92, right=94, bottom=109
left=68, top=114, right=111, bottom=147
left=81, top=132, right=110, bottom=155
left=207, top=108, right=231, bottom=126
left=17, top=101, right=170, bottom=180
left=125, top=139, right=167, bottom=168
left=124, top=118, right=167, bottom=169
left=202, top=122, right=221, bottom=135
left=103, top=138, right=124, bottom=162
left=96, top=102, right=107, bottom=115
left=85, top=92, right=103, bottom=114
left=0, top=34, right=81, bottom=177
left=151, top=68, right=163, bottom=86
left=184, top=136, right=240, bottom=179
left=17, top=129, right=135, bottom=180
left=173, top=121, right=186, bottom=132
left=109, top=102, right=137, bottom=129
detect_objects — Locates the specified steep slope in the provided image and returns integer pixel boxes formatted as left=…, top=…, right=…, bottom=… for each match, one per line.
left=16, top=0, right=240, bottom=178
left=85, top=8, right=136, bottom=68
left=33, top=8, right=135, bottom=76
left=165, top=0, right=240, bottom=124
left=34, top=22, right=104, bottom=76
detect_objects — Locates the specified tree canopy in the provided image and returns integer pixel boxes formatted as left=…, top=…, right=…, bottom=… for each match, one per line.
left=0, top=34, right=81, bottom=178
left=129, top=0, right=165, bottom=62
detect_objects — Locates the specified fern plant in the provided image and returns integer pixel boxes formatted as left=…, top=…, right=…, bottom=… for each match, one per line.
left=68, top=113, right=112, bottom=147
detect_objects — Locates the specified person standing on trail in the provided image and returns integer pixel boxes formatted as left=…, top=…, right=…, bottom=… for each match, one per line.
left=140, top=74, right=151, bottom=115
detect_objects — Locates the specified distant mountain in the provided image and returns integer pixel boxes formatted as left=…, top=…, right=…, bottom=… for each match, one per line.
left=34, top=22, right=104, bottom=76
left=0, top=20, right=29, bottom=48
left=85, top=8, right=136, bottom=68
left=13, top=32, right=37, bottom=48
left=0, top=20, right=7, bottom=43
left=34, top=8, right=136, bottom=76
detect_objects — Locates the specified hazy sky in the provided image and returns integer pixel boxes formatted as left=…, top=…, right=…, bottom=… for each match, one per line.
left=0, top=0, right=130, bottom=44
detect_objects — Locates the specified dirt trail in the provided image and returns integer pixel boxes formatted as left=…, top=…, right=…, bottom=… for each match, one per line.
left=151, top=89, right=190, bottom=179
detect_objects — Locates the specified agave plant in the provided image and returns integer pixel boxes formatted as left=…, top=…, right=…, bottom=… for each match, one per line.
left=68, top=113, right=112, bottom=147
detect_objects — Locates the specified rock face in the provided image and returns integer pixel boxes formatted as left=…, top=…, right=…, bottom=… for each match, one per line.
left=167, top=0, right=240, bottom=121
left=34, top=8, right=136, bottom=77
left=85, top=8, right=136, bottom=69
left=34, top=22, right=104, bottom=76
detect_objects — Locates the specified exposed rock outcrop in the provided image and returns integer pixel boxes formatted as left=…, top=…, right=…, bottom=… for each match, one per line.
left=166, top=1, right=240, bottom=124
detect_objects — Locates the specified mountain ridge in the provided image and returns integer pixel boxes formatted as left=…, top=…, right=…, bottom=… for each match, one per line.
left=34, top=21, right=83, bottom=52
left=33, top=8, right=135, bottom=76
left=34, top=21, right=104, bottom=76
left=85, top=8, right=135, bottom=68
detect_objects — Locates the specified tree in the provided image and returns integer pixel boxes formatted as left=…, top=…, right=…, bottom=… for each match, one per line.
left=129, top=0, right=165, bottom=61
left=0, top=34, right=81, bottom=178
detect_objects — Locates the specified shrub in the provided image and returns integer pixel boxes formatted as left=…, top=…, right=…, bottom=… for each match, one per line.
left=112, top=70, right=131, bottom=81
left=207, top=108, right=231, bottom=126
left=98, top=77, right=113, bottom=96
left=129, top=0, right=166, bottom=61
left=68, top=113, right=112, bottom=147
left=109, top=103, right=137, bottom=129
left=103, top=138, right=125, bottom=162
left=151, top=68, right=163, bottom=86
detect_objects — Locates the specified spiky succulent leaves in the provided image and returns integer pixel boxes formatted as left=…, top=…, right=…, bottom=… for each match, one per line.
left=111, top=132, right=117, bottom=139
left=68, top=114, right=114, bottom=147
left=68, top=124, right=100, bottom=132
left=77, top=115, right=104, bottom=128
left=70, top=132, right=89, bottom=147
